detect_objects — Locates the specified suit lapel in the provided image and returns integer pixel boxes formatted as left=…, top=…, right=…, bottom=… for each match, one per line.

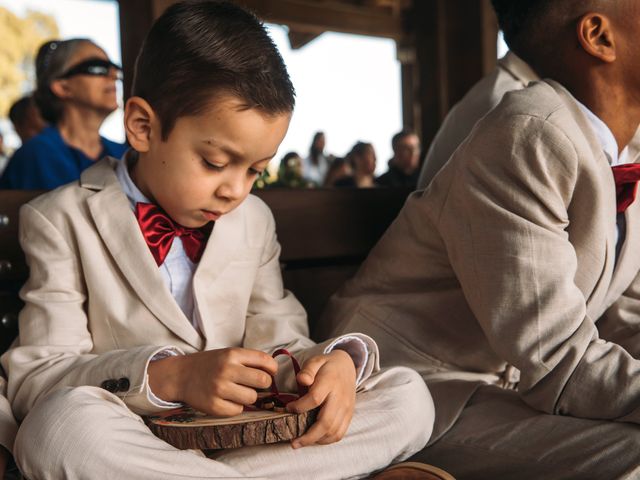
left=83, top=159, right=203, bottom=349
left=193, top=204, right=247, bottom=345
left=605, top=192, right=640, bottom=307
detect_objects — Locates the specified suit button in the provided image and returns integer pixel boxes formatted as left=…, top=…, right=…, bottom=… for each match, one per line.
left=117, top=377, right=130, bottom=392
left=100, top=379, right=118, bottom=393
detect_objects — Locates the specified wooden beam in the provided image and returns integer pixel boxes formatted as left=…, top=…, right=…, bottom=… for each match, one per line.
left=410, top=0, right=498, bottom=149
left=288, top=30, right=322, bottom=50
left=153, top=0, right=404, bottom=38
left=117, top=0, right=155, bottom=101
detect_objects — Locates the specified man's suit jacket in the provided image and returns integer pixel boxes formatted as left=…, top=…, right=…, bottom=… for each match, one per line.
left=2, top=159, right=377, bottom=420
left=418, top=52, right=539, bottom=189
left=323, top=79, right=640, bottom=441
left=0, top=378, right=17, bottom=453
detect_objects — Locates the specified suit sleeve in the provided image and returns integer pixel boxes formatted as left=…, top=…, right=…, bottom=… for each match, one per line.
left=1, top=204, right=178, bottom=420
left=438, top=113, right=640, bottom=422
left=0, top=377, right=17, bottom=454
left=598, top=273, right=640, bottom=358
left=242, top=207, right=379, bottom=392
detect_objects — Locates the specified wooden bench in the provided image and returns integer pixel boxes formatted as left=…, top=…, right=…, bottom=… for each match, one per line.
left=0, top=187, right=411, bottom=354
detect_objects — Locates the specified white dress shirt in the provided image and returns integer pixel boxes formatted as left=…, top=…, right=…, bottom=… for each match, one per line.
left=575, top=99, right=632, bottom=258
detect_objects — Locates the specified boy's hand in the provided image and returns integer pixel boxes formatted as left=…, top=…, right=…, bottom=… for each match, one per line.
left=285, top=349, right=356, bottom=448
left=148, top=347, right=278, bottom=417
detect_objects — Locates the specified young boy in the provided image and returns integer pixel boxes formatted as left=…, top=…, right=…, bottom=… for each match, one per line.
left=1, top=2, right=433, bottom=479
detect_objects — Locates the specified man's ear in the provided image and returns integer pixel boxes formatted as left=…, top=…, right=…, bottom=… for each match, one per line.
left=124, top=96, right=156, bottom=153
left=577, top=13, right=616, bottom=63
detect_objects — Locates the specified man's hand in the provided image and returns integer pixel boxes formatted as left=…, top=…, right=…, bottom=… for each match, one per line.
left=148, top=347, right=278, bottom=417
left=285, top=349, right=356, bottom=448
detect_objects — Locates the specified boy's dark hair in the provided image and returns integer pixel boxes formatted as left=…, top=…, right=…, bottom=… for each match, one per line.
left=132, top=0, right=295, bottom=140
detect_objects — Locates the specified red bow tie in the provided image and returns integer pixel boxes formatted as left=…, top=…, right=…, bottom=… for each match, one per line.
left=612, top=164, right=640, bottom=213
left=135, top=203, right=212, bottom=266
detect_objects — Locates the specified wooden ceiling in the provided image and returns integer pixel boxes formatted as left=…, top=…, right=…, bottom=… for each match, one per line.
left=151, top=0, right=412, bottom=41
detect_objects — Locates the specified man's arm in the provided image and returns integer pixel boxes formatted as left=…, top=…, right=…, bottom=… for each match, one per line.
left=597, top=272, right=640, bottom=358
left=438, top=110, right=640, bottom=422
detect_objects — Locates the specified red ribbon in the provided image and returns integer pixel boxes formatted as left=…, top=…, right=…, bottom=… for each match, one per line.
left=612, top=164, right=640, bottom=213
left=249, top=349, right=307, bottom=411
left=135, top=203, right=212, bottom=266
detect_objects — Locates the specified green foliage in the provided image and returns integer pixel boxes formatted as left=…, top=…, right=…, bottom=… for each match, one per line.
left=0, top=7, right=59, bottom=116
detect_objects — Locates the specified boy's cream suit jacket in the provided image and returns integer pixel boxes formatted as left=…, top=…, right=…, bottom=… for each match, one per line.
left=2, top=159, right=378, bottom=421
left=324, top=79, right=640, bottom=441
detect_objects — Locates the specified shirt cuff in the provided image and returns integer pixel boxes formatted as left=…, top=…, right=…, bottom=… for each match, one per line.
left=323, top=334, right=376, bottom=386
left=145, top=348, right=183, bottom=408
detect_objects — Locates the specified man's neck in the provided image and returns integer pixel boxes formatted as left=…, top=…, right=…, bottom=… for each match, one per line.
left=571, top=76, right=640, bottom=153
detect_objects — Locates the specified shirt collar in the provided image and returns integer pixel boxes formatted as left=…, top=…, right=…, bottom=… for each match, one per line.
left=574, top=98, right=630, bottom=166
left=115, top=150, right=151, bottom=209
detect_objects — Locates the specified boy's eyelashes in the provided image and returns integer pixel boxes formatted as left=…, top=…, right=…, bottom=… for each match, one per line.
left=201, top=157, right=226, bottom=171
left=201, top=157, right=264, bottom=176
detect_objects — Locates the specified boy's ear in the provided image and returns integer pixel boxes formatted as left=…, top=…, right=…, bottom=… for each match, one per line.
left=124, top=97, right=156, bottom=153
left=577, top=13, right=616, bottom=63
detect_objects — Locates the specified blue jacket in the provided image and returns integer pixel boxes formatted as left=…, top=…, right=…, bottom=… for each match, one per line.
left=0, top=126, right=127, bottom=190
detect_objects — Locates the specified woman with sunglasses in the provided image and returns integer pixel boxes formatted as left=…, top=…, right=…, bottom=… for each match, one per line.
left=0, top=39, right=127, bottom=189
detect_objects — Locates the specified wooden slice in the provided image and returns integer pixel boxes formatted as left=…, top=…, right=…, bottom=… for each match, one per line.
left=145, top=406, right=318, bottom=450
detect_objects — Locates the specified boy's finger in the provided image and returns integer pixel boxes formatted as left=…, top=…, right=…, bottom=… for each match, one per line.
left=285, top=386, right=327, bottom=413
left=231, top=365, right=274, bottom=390
left=296, top=355, right=328, bottom=386
left=221, top=382, right=261, bottom=406
left=230, top=348, right=278, bottom=375
left=317, top=415, right=351, bottom=445
left=291, top=417, right=329, bottom=448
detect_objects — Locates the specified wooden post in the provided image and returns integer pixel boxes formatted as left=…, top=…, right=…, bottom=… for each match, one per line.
left=117, top=0, right=155, bottom=101
left=407, top=0, right=498, bottom=148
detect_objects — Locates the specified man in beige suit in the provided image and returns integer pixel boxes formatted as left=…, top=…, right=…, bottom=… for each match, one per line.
left=323, top=0, right=640, bottom=477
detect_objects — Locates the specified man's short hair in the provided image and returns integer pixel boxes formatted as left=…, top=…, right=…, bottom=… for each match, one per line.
left=491, top=0, right=549, bottom=52
left=132, top=0, right=295, bottom=140
left=391, top=130, right=416, bottom=151
left=490, top=0, right=604, bottom=68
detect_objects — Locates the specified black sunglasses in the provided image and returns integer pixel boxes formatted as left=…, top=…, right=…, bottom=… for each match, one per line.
left=59, top=58, right=122, bottom=80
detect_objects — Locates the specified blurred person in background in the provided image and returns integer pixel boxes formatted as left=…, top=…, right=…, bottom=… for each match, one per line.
left=323, top=156, right=352, bottom=187
left=0, top=38, right=127, bottom=189
left=0, top=133, right=8, bottom=175
left=8, top=95, right=48, bottom=145
left=302, top=131, right=332, bottom=185
left=334, top=141, right=376, bottom=188
left=270, top=151, right=315, bottom=188
left=376, top=130, right=421, bottom=188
